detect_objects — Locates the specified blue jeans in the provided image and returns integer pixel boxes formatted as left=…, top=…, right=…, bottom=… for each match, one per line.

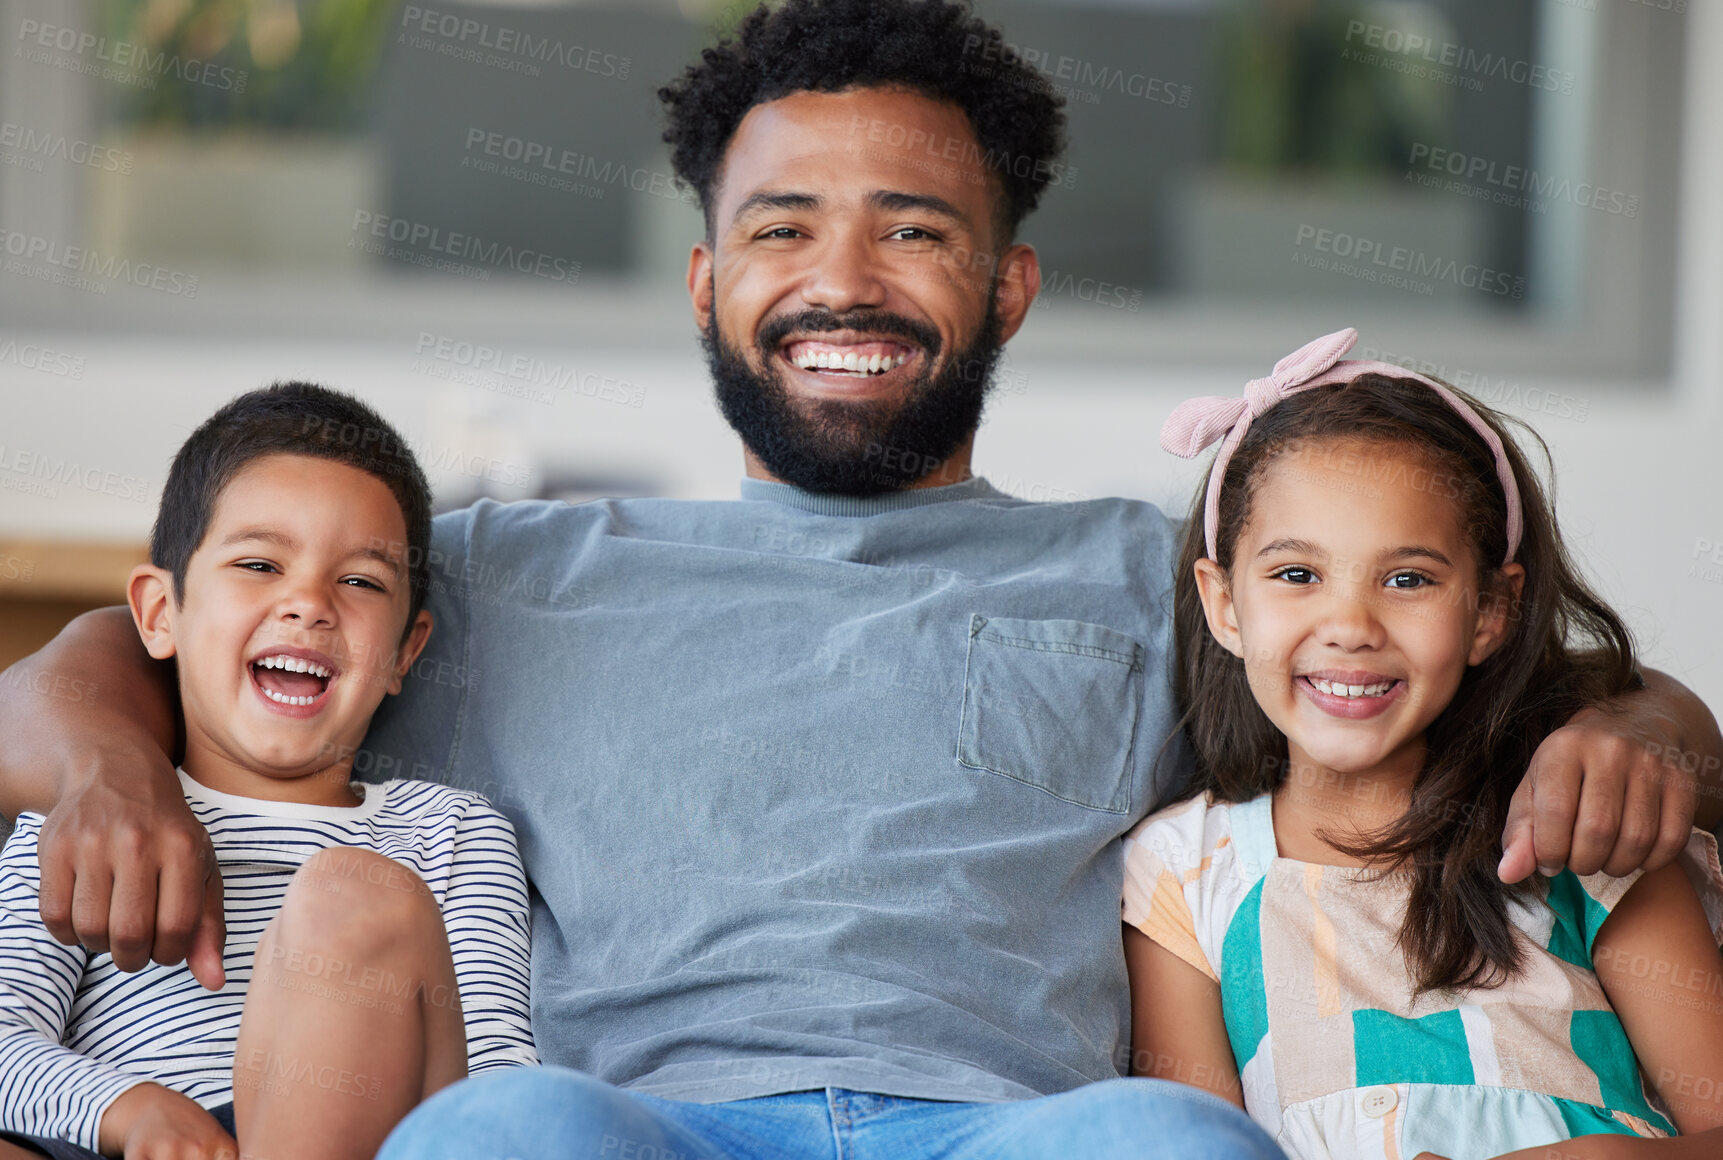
left=378, top=1069, right=1283, bottom=1159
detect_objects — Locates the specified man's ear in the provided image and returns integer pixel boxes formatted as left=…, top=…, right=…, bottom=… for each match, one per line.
left=993, top=243, right=1041, bottom=344
left=127, top=564, right=178, bottom=660
left=1192, top=557, right=1245, bottom=659
left=1468, top=563, right=1526, bottom=666
left=386, top=610, right=434, bottom=696
left=688, top=241, right=715, bottom=335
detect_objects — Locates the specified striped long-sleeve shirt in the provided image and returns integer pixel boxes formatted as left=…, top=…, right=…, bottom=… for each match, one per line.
left=0, top=771, right=536, bottom=1151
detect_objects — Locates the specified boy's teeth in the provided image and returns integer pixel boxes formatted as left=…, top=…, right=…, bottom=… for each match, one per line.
left=1310, top=677, right=1393, bottom=698
left=260, top=687, right=317, bottom=706
left=255, top=654, right=331, bottom=679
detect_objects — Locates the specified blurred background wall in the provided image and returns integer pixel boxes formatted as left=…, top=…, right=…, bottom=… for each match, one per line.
left=1, top=0, right=1718, bottom=713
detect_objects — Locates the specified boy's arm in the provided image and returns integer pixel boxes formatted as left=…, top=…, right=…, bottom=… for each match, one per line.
left=1124, top=926, right=1242, bottom=1108
left=0, top=817, right=154, bottom=1152
left=1501, top=668, right=1723, bottom=883
left=0, top=607, right=225, bottom=986
left=440, top=799, right=536, bottom=1071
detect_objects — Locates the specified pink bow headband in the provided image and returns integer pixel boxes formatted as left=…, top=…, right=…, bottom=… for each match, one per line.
left=1160, top=328, right=1522, bottom=566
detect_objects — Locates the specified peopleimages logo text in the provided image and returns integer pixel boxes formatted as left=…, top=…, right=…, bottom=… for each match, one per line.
left=398, top=7, right=630, bottom=78
left=16, top=19, right=246, bottom=91
left=350, top=212, right=581, bottom=284
left=1342, top=20, right=1575, bottom=94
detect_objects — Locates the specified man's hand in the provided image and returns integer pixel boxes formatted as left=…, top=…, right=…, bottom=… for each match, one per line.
left=36, top=739, right=225, bottom=990
left=1500, top=669, right=1722, bottom=883
left=97, top=1083, right=237, bottom=1160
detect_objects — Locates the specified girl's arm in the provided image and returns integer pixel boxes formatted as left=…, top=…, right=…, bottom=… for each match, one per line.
left=1588, top=857, right=1723, bottom=1153
left=1418, top=858, right=1723, bottom=1160
left=1124, top=925, right=1243, bottom=1108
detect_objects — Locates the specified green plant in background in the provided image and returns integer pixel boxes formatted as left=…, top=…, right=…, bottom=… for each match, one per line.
left=1215, top=0, right=1450, bottom=176
left=100, top=0, right=397, bottom=131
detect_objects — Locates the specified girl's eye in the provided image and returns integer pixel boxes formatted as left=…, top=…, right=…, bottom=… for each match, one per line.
left=1270, top=566, right=1317, bottom=585
left=1386, top=571, right=1431, bottom=590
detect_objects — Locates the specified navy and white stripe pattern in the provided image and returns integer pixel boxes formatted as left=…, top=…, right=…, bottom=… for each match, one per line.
left=0, top=773, right=536, bottom=1151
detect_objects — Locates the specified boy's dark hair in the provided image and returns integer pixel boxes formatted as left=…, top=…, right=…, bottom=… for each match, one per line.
left=1166, top=374, right=1637, bottom=995
left=659, top=0, right=1066, bottom=243
left=150, top=382, right=432, bottom=630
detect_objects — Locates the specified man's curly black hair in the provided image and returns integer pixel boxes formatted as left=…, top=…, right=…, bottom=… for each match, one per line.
left=659, top=0, right=1066, bottom=244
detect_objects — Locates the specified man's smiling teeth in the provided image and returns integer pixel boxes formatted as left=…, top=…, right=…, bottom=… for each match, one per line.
left=792, top=350, right=910, bottom=374
left=255, top=654, right=331, bottom=679
left=1308, top=677, right=1394, bottom=698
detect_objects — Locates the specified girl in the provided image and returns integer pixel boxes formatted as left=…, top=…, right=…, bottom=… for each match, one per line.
left=1123, top=329, right=1723, bottom=1160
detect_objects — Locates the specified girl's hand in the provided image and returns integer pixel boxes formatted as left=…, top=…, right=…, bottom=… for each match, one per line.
left=97, top=1082, right=238, bottom=1160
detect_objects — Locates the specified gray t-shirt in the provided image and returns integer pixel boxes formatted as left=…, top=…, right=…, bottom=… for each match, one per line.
left=361, top=474, right=1185, bottom=1104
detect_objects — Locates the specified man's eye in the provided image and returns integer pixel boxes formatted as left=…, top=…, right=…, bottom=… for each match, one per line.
left=1386, top=571, right=1431, bottom=589
left=760, top=227, right=802, bottom=240
left=1271, top=567, right=1316, bottom=585
left=890, top=226, right=937, bottom=242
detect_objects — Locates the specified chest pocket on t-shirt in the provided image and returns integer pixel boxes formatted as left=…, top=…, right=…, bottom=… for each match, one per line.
left=956, top=614, right=1144, bottom=813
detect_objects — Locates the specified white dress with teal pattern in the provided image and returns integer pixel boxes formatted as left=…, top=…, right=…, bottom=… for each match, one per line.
left=1123, top=793, right=1723, bottom=1160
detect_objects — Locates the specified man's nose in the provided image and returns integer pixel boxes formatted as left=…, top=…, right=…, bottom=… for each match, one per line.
left=798, top=231, right=888, bottom=314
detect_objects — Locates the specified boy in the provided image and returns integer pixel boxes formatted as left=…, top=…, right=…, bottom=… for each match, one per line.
left=0, top=384, right=535, bottom=1160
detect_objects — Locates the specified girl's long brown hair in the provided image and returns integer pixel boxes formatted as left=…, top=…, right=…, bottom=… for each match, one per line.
left=1168, top=373, right=1637, bottom=994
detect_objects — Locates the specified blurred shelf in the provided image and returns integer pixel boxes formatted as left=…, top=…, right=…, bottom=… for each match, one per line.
left=0, top=540, right=147, bottom=602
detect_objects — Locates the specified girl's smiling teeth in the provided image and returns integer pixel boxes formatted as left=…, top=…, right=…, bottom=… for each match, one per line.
left=1301, top=675, right=1399, bottom=698
left=783, top=340, right=914, bottom=376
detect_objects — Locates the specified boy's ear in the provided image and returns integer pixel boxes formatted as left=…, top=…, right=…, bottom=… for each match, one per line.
left=1193, top=557, right=1245, bottom=659
left=1468, top=562, right=1526, bottom=666
left=127, top=564, right=178, bottom=660
left=385, top=610, right=434, bottom=696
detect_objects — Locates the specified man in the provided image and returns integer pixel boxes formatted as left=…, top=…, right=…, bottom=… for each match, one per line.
left=1, top=2, right=1717, bottom=1157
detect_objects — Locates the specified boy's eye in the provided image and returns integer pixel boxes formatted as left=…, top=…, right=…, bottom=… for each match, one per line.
left=1270, top=566, right=1317, bottom=585
left=1386, top=571, right=1431, bottom=590
left=236, top=560, right=277, bottom=574
left=342, top=576, right=386, bottom=592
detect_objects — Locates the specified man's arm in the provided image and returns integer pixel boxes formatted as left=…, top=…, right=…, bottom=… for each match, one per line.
left=1500, top=667, right=1723, bottom=883
left=0, top=606, right=225, bottom=987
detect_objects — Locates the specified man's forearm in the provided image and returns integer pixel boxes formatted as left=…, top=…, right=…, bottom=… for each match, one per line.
left=1641, top=667, right=1723, bottom=831
left=0, top=606, right=178, bottom=817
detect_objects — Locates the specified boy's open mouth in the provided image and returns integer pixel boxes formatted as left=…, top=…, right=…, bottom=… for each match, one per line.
left=249, top=651, right=336, bottom=708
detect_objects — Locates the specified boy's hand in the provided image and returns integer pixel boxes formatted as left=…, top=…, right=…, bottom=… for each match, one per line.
left=36, top=743, right=227, bottom=990
left=97, top=1083, right=237, bottom=1159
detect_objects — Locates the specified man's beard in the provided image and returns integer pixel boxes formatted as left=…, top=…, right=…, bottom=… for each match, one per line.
left=701, top=292, right=1005, bottom=496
